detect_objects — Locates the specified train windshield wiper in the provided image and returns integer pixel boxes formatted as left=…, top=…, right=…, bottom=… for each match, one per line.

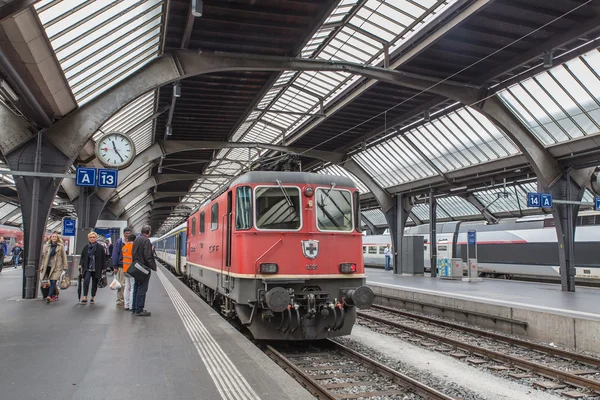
left=320, top=183, right=336, bottom=207
left=276, top=180, right=297, bottom=218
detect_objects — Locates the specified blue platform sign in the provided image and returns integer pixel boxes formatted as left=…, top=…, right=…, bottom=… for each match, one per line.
left=76, top=167, right=96, bottom=187
left=595, top=197, right=600, bottom=211
left=467, top=230, right=477, bottom=245
left=62, top=218, right=76, bottom=236
left=541, top=193, right=552, bottom=208
left=527, top=192, right=541, bottom=208
left=98, top=169, right=118, bottom=188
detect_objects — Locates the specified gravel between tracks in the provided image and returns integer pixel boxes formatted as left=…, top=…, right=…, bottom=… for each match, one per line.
left=337, top=325, right=563, bottom=400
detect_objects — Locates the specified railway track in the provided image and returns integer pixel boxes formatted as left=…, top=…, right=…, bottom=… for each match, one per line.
left=358, top=304, right=600, bottom=398
left=265, top=339, right=453, bottom=400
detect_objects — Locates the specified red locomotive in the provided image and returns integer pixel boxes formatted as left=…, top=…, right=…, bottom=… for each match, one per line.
left=181, top=171, right=374, bottom=340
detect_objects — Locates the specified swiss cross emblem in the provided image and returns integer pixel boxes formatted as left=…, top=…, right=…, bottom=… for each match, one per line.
left=301, top=240, right=319, bottom=260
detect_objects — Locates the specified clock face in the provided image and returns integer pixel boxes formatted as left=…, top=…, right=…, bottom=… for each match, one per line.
left=96, top=133, right=136, bottom=169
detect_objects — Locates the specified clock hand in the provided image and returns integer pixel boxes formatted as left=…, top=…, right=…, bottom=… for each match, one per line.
left=112, top=140, right=124, bottom=162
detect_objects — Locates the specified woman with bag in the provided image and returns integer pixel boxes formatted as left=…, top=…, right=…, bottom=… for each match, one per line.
left=78, top=231, right=106, bottom=304
left=39, top=233, right=68, bottom=303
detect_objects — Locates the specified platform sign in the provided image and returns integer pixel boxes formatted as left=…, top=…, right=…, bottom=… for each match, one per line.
left=527, top=192, right=541, bottom=208
left=540, top=193, right=552, bottom=208
left=98, top=169, right=118, bottom=188
left=62, top=218, right=76, bottom=236
left=467, top=230, right=477, bottom=245
left=596, top=197, right=600, bottom=211
left=76, top=167, right=96, bottom=187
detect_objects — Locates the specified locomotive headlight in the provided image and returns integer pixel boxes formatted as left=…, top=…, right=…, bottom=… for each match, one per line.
left=339, top=263, right=357, bottom=273
left=304, top=187, right=314, bottom=197
left=259, top=263, right=278, bottom=274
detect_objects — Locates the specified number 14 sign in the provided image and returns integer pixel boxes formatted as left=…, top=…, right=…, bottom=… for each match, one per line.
left=98, top=169, right=118, bottom=188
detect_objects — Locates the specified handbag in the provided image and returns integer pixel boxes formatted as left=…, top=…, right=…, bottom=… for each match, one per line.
left=98, top=272, right=108, bottom=288
left=127, top=261, right=150, bottom=282
left=59, top=271, right=70, bottom=290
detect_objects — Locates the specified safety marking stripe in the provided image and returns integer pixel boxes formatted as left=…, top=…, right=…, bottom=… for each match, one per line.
left=156, top=269, right=261, bottom=400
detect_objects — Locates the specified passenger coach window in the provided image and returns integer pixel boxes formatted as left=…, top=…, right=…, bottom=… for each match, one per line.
left=191, top=217, right=196, bottom=236
left=368, top=246, right=377, bottom=254
left=211, top=204, right=219, bottom=230
left=200, top=212, right=205, bottom=233
left=236, top=186, right=252, bottom=230
left=255, top=186, right=301, bottom=230
left=378, top=246, right=385, bottom=254
left=316, top=188, right=352, bottom=231
left=362, top=246, right=367, bottom=254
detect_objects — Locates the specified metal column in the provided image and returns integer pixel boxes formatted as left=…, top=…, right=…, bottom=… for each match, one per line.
left=548, top=173, right=584, bottom=292
left=386, top=194, right=412, bottom=275
left=429, top=190, right=437, bottom=278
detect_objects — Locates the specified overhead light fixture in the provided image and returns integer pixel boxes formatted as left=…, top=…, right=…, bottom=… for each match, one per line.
left=543, top=50, right=553, bottom=69
left=173, top=84, right=181, bottom=98
left=158, top=166, right=163, bottom=174
left=423, top=110, right=431, bottom=122
left=192, top=0, right=203, bottom=17
left=361, top=142, right=366, bottom=151
left=166, top=125, right=172, bottom=136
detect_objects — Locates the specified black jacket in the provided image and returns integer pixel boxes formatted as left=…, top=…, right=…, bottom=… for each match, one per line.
left=79, top=243, right=107, bottom=279
left=132, top=235, right=156, bottom=271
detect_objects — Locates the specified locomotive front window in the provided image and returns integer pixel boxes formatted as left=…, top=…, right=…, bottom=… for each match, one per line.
left=316, top=188, right=353, bottom=232
left=255, top=186, right=301, bottom=230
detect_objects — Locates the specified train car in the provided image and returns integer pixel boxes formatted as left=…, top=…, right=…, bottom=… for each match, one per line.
left=363, top=211, right=600, bottom=282
left=172, top=171, right=373, bottom=340
left=154, top=223, right=187, bottom=275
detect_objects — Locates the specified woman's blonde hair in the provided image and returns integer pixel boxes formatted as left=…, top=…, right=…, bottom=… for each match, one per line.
left=87, top=231, right=97, bottom=238
left=47, top=232, right=63, bottom=244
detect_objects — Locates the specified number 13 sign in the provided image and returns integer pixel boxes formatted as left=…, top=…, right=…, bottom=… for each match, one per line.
left=98, top=169, right=118, bottom=188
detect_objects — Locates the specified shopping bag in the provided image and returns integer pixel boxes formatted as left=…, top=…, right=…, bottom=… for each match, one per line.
left=109, top=276, right=122, bottom=290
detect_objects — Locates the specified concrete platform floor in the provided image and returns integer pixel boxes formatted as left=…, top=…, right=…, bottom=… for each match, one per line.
left=365, top=268, right=600, bottom=320
left=0, top=265, right=312, bottom=400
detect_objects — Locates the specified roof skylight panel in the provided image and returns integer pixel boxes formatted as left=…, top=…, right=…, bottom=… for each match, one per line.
left=438, top=197, right=480, bottom=217
left=36, top=0, right=164, bottom=104
left=362, top=208, right=387, bottom=225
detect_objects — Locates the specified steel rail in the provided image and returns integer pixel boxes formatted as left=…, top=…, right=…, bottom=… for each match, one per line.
left=358, top=311, right=600, bottom=394
left=370, top=303, right=600, bottom=367
left=265, top=345, right=337, bottom=400
left=266, top=341, right=453, bottom=400
left=330, top=341, right=453, bottom=400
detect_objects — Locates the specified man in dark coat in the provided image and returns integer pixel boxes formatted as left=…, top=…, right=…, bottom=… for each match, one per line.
left=132, top=225, right=156, bottom=317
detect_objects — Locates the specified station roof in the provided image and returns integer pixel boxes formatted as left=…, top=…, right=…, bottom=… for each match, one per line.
left=0, top=0, right=599, bottom=235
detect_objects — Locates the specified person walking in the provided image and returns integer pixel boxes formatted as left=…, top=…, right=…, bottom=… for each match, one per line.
left=0, top=236, right=5, bottom=273
left=132, top=225, right=156, bottom=317
left=112, top=227, right=132, bottom=308
left=79, top=232, right=106, bottom=304
left=39, top=233, right=68, bottom=303
left=11, top=243, right=22, bottom=268
left=384, top=244, right=392, bottom=271
left=122, top=233, right=136, bottom=311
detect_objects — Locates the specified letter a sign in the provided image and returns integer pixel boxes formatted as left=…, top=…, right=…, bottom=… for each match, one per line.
left=76, top=167, right=96, bottom=187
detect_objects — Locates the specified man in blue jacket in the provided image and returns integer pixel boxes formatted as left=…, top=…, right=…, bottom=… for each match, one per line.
left=112, top=227, right=132, bottom=308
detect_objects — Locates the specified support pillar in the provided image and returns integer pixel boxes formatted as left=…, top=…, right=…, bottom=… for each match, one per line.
left=545, top=174, right=584, bottom=292
left=5, top=136, right=68, bottom=298
left=429, top=191, right=437, bottom=278
left=384, top=194, right=412, bottom=274
left=361, top=214, right=379, bottom=236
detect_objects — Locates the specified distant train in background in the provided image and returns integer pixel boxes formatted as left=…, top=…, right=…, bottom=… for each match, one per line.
left=362, top=211, right=600, bottom=282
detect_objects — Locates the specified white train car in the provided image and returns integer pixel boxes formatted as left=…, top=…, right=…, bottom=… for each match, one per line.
left=363, top=211, right=600, bottom=282
left=153, top=223, right=187, bottom=275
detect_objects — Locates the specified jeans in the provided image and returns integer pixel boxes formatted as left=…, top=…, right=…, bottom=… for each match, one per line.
left=133, top=272, right=150, bottom=313
left=12, top=254, right=20, bottom=267
left=48, top=280, right=57, bottom=298
left=124, top=276, right=134, bottom=309
left=83, top=270, right=98, bottom=298
left=385, top=256, right=391, bottom=271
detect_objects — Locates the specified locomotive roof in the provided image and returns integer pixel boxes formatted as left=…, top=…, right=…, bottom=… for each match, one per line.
left=230, top=171, right=356, bottom=189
